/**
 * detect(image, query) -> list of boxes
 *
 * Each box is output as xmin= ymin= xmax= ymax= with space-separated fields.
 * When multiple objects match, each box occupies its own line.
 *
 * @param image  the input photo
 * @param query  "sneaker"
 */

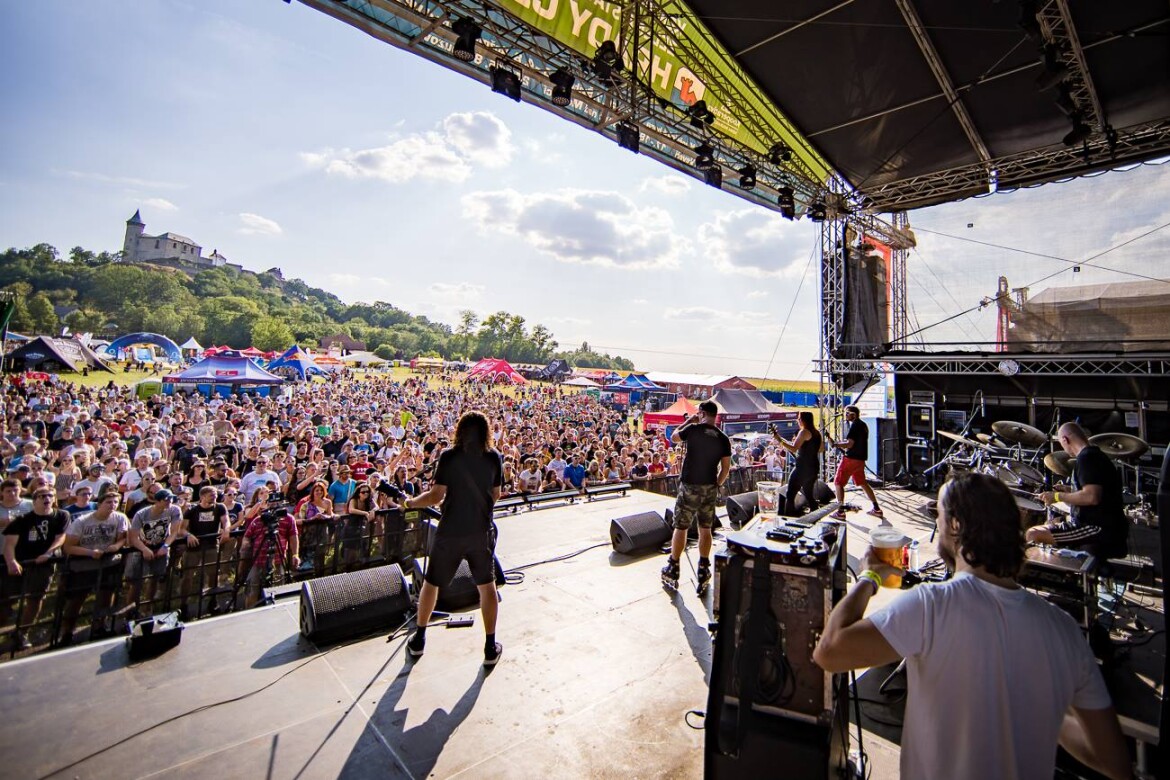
xmin=14 ymin=632 xmax=32 ymax=650
xmin=867 ymin=507 xmax=885 ymax=518
xmin=483 ymin=641 xmax=503 ymax=667
xmin=660 ymin=558 xmax=680 ymax=590
xmin=830 ymin=509 xmax=847 ymax=521
xmin=176 ymin=606 xmax=190 ymax=622
xmin=696 ymin=562 xmax=712 ymax=596
xmin=406 ymin=631 xmax=425 ymax=659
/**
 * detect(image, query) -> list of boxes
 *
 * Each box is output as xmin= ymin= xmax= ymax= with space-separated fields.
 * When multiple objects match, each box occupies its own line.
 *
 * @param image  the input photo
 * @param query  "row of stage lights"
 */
xmin=452 ymin=17 xmax=829 ymax=221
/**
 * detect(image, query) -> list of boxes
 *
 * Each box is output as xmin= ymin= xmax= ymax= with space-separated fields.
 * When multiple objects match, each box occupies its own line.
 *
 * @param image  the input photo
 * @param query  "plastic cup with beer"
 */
xmin=870 ymin=528 xmax=909 ymax=588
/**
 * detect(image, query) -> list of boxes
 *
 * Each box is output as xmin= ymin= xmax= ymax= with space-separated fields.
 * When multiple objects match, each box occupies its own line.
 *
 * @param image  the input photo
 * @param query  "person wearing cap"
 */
xmin=60 ymin=490 xmax=129 ymax=643
xmin=123 ymin=471 xmax=159 ymax=518
xmin=124 ymin=488 xmax=181 ymax=617
xmin=76 ymin=462 xmax=115 ymax=499
xmin=64 ymin=485 xmax=96 ymax=519
xmin=118 ymin=452 xmax=153 ymax=496
xmin=2 ymin=487 xmax=68 ymax=648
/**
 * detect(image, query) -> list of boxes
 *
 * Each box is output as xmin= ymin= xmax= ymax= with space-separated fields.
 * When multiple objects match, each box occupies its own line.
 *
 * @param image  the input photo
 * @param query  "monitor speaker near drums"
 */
xmin=663 ymin=507 xmax=723 ymax=540
xmin=725 ymin=492 xmax=758 ymax=528
xmin=300 ymin=564 xmax=412 ymax=644
xmin=610 ymin=511 xmax=671 ymax=554
xmin=411 ymin=558 xmax=479 ymax=610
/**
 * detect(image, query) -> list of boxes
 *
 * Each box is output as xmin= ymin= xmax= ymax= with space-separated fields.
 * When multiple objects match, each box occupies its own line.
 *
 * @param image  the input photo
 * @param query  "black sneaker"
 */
xmin=661 ymin=558 xmax=680 ymax=590
xmin=407 ymin=631 xmax=425 ymax=659
xmin=696 ymin=562 xmax=712 ymax=596
xmin=484 ymin=642 xmax=503 ymax=667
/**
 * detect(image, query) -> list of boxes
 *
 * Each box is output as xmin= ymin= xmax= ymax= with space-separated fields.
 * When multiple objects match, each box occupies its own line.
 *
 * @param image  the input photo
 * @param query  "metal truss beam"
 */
xmin=862 ymin=118 xmax=1170 ymax=212
xmin=889 ymin=212 xmax=909 ymax=348
xmin=1037 ymin=0 xmax=1106 ymax=132
xmin=819 ymin=353 xmax=1170 ymax=378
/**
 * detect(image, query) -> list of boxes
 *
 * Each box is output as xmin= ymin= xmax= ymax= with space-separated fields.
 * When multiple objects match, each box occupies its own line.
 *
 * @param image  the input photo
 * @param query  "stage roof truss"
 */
xmin=818 ymin=353 xmax=1170 ymax=379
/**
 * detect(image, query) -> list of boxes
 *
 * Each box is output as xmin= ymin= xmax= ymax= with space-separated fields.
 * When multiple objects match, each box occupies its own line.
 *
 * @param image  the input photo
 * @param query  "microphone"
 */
xmin=976 ymin=390 xmax=985 ymax=419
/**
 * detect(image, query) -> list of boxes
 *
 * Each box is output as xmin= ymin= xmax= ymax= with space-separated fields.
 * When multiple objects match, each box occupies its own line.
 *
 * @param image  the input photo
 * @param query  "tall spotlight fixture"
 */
xmin=593 ymin=40 xmax=623 ymax=84
xmin=1035 ymin=44 xmax=1069 ymax=91
xmin=1062 ymin=112 xmax=1092 ymax=146
xmin=768 ymin=142 xmax=793 ymax=164
xmin=688 ymin=100 xmax=715 ymax=128
xmin=693 ymin=142 xmax=715 ymax=170
xmin=736 ymin=165 xmax=756 ymax=190
xmin=777 ymin=186 xmax=796 ymax=220
xmin=616 ymin=121 xmax=640 ymax=153
xmin=452 ymin=17 xmax=481 ymax=62
xmin=703 ymin=166 xmax=723 ymax=189
xmin=550 ymin=68 xmax=575 ymax=107
xmin=490 ymin=62 xmax=522 ymax=102
xmin=807 ymin=198 xmax=828 ymax=222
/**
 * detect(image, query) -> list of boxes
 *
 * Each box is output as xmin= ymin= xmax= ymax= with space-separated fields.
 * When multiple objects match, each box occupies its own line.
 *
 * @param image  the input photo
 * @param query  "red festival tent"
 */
xmin=642 ymin=397 xmax=698 ymax=430
xmin=467 ymin=358 xmax=526 ymax=384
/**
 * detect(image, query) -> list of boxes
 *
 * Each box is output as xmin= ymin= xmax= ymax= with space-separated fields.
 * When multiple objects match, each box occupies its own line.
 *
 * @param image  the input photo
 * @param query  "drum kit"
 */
xmin=934 ymin=421 xmax=1155 ymax=524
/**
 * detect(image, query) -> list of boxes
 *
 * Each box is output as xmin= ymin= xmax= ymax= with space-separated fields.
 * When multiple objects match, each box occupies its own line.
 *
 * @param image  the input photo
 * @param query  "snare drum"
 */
xmin=994 ymin=461 xmax=1046 ymax=492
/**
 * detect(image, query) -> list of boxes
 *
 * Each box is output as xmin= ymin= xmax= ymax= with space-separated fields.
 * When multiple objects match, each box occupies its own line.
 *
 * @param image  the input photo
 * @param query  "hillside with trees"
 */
xmin=0 ymin=243 xmax=634 ymax=369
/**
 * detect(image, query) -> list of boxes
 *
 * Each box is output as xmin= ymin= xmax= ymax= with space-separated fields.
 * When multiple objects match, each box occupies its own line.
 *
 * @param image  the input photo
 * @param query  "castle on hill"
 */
xmin=121 ymin=209 xmax=234 ymax=270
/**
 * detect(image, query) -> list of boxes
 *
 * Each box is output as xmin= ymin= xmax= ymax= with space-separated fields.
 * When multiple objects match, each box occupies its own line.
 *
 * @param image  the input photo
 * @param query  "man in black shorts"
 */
xmin=404 ymin=411 xmax=504 ymax=666
xmin=1030 ymin=422 xmax=1127 ymax=559
xmin=662 ymin=401 xmax=731 ymax=594
xmin=3 ymin=488 xmax=68 ymax=648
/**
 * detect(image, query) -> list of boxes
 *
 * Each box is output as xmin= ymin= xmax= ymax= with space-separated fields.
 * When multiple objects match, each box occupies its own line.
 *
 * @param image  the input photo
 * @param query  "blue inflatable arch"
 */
xmin=104 ymin=332 xmax=183 ymax=363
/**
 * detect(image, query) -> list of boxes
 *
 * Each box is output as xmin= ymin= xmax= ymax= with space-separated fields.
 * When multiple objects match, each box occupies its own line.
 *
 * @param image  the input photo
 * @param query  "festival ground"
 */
xmin=1 ymin=486 xmax=1161 ymax=779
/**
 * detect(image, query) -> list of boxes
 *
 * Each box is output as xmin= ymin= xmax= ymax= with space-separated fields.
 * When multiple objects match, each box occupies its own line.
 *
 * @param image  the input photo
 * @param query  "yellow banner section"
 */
xmin=498 ymin=0 xmax=832 ymax=183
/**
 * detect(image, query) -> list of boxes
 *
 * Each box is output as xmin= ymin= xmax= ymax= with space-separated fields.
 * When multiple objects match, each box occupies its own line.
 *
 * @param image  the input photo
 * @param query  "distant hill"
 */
xmin=0 ymin=242 xmax=633 ymax=368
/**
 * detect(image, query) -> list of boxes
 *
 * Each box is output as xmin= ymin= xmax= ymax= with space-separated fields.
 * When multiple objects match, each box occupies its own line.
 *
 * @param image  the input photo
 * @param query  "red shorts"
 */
xmin=834 ymin=456 xmax=867 ymax=487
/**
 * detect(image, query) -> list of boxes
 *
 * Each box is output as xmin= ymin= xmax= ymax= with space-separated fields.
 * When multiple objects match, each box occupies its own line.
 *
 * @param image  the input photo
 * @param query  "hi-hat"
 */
xmin=1044 ymin=451 xmax=1073 ymax=478
xmin=992 ymin=420 xmax=1047 ymax=448
xmin=976 ymin=432 xmax=1010 ymax=448
xmin=1088 ymin=432 xmax=1149 ymax=459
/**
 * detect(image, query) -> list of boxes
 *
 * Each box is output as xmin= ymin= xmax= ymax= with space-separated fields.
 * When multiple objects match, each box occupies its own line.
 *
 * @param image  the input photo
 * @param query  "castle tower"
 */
xmin=123 ymin=209 xmax=145 ymax=262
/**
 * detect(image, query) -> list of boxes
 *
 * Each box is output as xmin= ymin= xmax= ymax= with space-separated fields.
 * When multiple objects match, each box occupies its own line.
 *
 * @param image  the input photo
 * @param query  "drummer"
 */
xmin=1026 ymin=423 xmax=1127 ymax=559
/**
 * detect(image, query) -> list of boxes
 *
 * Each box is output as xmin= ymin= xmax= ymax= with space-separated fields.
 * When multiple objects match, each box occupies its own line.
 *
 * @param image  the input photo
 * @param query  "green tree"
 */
xmin=27 ymin=293 xmax=59 ymax=334
xmin=251 ymin=316 xmax=295 ymax=352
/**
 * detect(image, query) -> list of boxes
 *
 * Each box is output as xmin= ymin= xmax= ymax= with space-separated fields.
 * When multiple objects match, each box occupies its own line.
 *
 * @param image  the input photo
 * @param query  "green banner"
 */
xmin=498 ymin=0 xmax=831 ymax=182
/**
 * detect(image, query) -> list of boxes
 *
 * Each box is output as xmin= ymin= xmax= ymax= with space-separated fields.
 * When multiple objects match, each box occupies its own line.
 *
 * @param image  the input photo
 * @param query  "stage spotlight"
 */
xmin=768 ymin=142 xmax=792 ymax=165
xmin=777 ymin=186 xmax=796 ymax=219
xmin=1062 ymin=113 xmax=1092 ymax=146
xmin=593 ymin=40 xmax=623 ymax=84
xmin=1054 ymin=83 xmax=1078 ymax=116
xmin=452 ymin=17 xmax=481 ymax=63
xmin=616 ymin=121 xmax=640 ymax=153
xmin=549 ymin=68 xmax=575 ymax=107
xmin=737 ymin=165 xmax=756 ymax=190
xmin=703 ymin=166 xmax=723 ymax=188
xmin=1035 ymin=44 xmax=1069 ymax=91
xmin=490 ymin=64 xmax=522 ymax=102
xmin=807 ymin=199 xmax=828 ymax=222
xmin=693 ymin=142 xmax=715 ymax=169
xmin=688 ymin=100 xmax=715 ymax=128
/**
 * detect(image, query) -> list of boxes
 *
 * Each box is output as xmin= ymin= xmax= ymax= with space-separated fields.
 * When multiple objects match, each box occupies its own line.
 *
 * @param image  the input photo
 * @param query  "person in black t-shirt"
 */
xmin=662 ymin=401 xmax=731 ymax=593
xmin=404 ymin=411 xmax=504 ymax=667
xmin=772 ymin=411 xmax=823 ymax=516
xmin=1031 ymin=422 xmax=1127 ymax=559
xmin=830 ymin=405 xmax=883 ymax=520
xmin=2 ymin=489 xmax=68 ymax=647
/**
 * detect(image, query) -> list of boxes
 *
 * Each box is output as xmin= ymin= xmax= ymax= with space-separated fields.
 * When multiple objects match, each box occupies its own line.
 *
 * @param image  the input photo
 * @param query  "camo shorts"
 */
xmin=672 ymin=483 xmax=718 ymax=531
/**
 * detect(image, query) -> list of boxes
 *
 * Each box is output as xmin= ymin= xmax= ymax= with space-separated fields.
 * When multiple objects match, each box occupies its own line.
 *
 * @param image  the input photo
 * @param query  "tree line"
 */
xmin=0 ymin=243 xmax=633 ymax=369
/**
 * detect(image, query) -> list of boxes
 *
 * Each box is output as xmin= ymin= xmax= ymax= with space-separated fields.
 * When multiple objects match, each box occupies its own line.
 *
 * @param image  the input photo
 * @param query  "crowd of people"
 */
xmin=0 ymin=369 xmax=761 ymax=651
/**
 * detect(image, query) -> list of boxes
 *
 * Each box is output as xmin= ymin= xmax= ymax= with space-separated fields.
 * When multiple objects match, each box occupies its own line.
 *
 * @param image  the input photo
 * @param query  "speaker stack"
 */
xmin=300 ymin=564 xmax=412 ymax=644
xmin=610 ymin=511 xmax=671 ymax=554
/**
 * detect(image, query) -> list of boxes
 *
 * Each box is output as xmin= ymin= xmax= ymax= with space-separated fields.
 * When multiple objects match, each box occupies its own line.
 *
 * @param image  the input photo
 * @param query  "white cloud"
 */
xmin=639 ymin=175 xmax=691 ymax=196
xmin=696 ymin=208 xmax=813 ymax=278
xmin=301 ymin=111 xmax=513 ymax=185
xmin=663 ymin=306 xmax=773 ymax=332
xmin=59 ymin=169 xmax=185 ymax=189
xmin=429 ymin=282 xmax=484 ymax=299
xmin=747 ymin=290 xmax=768 ymax=299
xmin=461 ymin=188 xmax=685 ymax=270
xmin=545 ymin=315 xmax=592 ymax=327
xmin=629 ymin=298 xmax=649 ymax=305
xmin=142 ymin=197 xmax=178 ymax=212
xmin=664 ymin=306 xmax=722 ymax=321
xmin=237 ymin=212 xmax=283 ymax=236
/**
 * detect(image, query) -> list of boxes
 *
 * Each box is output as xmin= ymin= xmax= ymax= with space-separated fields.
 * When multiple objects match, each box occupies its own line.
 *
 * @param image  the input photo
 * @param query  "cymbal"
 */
xmin=1044 ymin=451 xmax=1073 ymax=478
xmin=1088 ymin=432 xmax=1149 ymax=459
xmin=938 ymin=430 xmax=986 ymax=449
xmin=992 ymin=420 xmax=1047 ymax=448
xmin=1014 ymin=494 xmax=1046 ymax=513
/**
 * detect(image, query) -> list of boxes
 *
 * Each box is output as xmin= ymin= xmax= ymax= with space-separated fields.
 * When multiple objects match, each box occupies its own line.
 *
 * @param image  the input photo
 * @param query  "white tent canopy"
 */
xmin=179 ymin=337 xmax=202 ymax=351
xmin=562 ymin=376 xmax=600 ymax=387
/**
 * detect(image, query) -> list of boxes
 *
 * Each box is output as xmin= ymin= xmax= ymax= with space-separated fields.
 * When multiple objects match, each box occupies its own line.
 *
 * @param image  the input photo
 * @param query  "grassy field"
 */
xmin=744 ymin=377 xmax=821 ymax=393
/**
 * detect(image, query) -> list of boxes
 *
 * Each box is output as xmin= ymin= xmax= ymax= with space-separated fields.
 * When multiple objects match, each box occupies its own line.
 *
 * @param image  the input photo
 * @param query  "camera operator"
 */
xmin=813 ymin=472 xmax=1129 ymax=780
xmin=239 ymin=495 xmax=299 ymax=608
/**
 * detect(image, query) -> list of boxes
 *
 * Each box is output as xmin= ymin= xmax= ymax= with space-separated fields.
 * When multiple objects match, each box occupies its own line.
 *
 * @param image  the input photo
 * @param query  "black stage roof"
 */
xmin=685 ymin=1 xmax=1170 ymax=210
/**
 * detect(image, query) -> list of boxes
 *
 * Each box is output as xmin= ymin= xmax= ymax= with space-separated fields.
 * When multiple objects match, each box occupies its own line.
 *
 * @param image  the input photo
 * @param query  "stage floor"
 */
xmin=0 ymin=486 xmax=1158 ymax=779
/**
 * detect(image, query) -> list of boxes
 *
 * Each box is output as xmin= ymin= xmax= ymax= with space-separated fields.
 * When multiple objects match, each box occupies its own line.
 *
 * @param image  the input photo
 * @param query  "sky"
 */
xmin=1 ymin=0 xmax=1167 ymax=378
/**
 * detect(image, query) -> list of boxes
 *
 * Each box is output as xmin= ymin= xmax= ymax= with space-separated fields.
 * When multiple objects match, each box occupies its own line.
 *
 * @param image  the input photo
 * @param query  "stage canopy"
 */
xmin=167 ymin=354 xmax=284 ymax=385
xmin=6 ymin=336 xmax=113 ymax=373
xmin=298 ymin=1 xmax=1170 ymax=215
xmin=179 ymin=337 xmax=202 ymax=351
xmin=710 ymin=388 xmax=790 ymax=424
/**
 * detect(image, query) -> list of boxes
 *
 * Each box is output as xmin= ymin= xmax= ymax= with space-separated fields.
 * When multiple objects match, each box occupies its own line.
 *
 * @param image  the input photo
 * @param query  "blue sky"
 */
xmin=2 ymin=1 xmax=1167 ymax=376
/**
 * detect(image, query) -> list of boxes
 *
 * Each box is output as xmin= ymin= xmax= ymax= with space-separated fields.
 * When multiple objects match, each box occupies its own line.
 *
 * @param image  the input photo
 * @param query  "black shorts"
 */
xmin=64 ymin=563 xmax=123 ymax=596
xmin=424 ymin=532 xmax=494 ymax=588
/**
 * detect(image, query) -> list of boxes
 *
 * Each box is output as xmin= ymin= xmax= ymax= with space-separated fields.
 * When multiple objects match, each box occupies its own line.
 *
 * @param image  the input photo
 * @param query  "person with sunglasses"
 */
xmin=2 ymin=488 xmax=67 ymax=649
xmin=124 ymin=488 xmax=181 ymax=618
xmin=343 ymin=483 xmax=376 ymax=566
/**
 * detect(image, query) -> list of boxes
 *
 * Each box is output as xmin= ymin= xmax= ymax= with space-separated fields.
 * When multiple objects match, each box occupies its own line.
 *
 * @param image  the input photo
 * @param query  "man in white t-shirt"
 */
xmin=813 ymin=472 xmax=1129 ymax=780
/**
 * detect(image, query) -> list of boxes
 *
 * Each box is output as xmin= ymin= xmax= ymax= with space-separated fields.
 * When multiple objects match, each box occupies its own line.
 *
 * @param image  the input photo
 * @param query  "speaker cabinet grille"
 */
xmin=610 ymin=511 xmax=670 ymax=554
xmin=300 ymin=564 xmax=411 ymax=644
